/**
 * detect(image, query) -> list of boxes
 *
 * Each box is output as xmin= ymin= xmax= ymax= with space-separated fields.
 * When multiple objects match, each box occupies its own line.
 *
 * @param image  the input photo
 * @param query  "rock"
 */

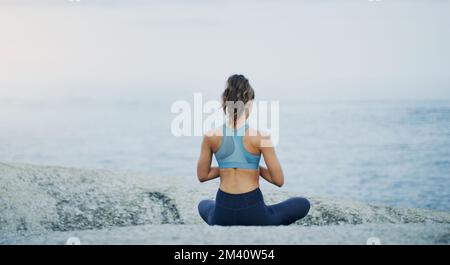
xmin=0 ymin=162 xmax=449 ymax=242
xmin=3 ymin=224 xmax=449 ymax=245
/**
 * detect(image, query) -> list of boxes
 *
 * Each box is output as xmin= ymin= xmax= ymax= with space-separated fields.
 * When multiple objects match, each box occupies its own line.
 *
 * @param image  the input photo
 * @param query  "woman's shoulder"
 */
xmin=246 ymin=127 xmax=270 ymax=138
xmin=203 ymin=127 xmax=223 ymax=151
xmin=204 ymin=127 xmax=222 ymax=138
xmin=245 ymin=127 xmax=272 ymax=148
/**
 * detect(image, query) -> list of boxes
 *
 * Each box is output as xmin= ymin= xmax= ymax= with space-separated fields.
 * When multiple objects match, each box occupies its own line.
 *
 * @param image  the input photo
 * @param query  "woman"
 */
xmin=196 ymin=74 xmax=310 ymax=226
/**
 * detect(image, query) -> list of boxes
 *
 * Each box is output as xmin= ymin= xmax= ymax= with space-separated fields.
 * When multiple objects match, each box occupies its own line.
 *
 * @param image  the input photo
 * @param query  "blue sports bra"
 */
xmin=214 ymin=123 xmax=261 ymax=170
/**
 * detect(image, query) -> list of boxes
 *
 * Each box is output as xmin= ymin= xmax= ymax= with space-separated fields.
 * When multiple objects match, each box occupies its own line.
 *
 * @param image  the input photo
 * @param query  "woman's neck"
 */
xmin=227 ymin=116 xmax=247 ymax=129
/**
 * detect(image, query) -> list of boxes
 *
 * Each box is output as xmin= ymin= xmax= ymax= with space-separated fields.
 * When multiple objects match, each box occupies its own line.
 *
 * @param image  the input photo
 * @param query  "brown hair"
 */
xmin=222 ymin=74 xmax=255 ymax=128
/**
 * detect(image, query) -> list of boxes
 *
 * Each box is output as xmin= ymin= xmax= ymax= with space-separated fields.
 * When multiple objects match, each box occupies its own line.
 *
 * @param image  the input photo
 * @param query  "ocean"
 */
xmin=0 ymin=98 xmax=449 ymax=212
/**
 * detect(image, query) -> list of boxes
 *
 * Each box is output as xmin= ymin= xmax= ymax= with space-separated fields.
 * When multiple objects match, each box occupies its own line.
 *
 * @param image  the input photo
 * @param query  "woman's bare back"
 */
xmin=207 ymin=126 xmax=261 ymax=194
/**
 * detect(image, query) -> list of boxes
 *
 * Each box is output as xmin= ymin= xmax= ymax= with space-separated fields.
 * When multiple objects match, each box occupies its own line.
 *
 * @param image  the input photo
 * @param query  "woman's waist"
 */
xmin=219 ymin=170 xmax=259 ymax=192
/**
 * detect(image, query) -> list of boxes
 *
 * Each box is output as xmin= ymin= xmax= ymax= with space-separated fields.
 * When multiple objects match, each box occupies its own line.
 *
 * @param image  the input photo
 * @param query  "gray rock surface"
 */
xmin=1 ymin=162 xmax=449 ymax=244
xmin=2 ymin=224 xmax=449 ymax=245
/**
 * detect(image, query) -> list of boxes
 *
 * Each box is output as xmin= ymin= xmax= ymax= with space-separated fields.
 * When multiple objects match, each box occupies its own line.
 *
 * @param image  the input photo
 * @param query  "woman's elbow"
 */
xmin=268 ymin=166 xmax=284 ymax=187
xmin=273 ymin=173 xmax=285 ymax=187
xmin=197 ymin=172 xmax=208 ymax=183
xmin=274 ymin=179 xmax=284 ymax=187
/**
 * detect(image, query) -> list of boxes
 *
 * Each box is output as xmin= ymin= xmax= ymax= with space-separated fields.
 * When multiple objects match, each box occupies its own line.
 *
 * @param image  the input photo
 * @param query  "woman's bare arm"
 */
xmin=197 ymin=135 xmax=220 ymax=182
xmin=259 ymin=135 xmax=284 ymax=187
xmin=203 ymin=166 xmax=220 ymax=182
xmin=259 ymin=165 xmax=274 ymax=184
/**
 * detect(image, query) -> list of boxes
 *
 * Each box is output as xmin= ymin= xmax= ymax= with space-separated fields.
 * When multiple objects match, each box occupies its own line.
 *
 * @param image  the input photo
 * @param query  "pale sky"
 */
xmin=0 ymin=0 xmax=449 ymax=101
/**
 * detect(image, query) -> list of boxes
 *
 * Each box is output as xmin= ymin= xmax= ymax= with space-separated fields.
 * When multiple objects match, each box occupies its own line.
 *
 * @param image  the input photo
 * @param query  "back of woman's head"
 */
xmin=222 ymin=74 xmax=255 ymax=127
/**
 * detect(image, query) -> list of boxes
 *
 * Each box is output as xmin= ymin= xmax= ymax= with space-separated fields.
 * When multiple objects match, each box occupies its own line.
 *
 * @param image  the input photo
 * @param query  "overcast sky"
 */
xmin=0 ymin=0 xmax=449 ymax=101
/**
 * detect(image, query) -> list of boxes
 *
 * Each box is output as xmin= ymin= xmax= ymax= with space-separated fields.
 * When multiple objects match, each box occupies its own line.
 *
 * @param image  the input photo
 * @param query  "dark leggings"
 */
xmin=198 ymin=188 xmax=310 ymax=226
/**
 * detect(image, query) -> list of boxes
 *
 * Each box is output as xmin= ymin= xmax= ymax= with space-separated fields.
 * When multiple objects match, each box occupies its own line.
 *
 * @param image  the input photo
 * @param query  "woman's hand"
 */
xmin=259 ymin=166 xmax=274 ymax=185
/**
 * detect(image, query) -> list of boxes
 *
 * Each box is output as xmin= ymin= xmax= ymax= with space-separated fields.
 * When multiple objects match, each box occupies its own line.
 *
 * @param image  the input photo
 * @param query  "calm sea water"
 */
xmin=1 ymin=99 xmax=449 ymax=212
